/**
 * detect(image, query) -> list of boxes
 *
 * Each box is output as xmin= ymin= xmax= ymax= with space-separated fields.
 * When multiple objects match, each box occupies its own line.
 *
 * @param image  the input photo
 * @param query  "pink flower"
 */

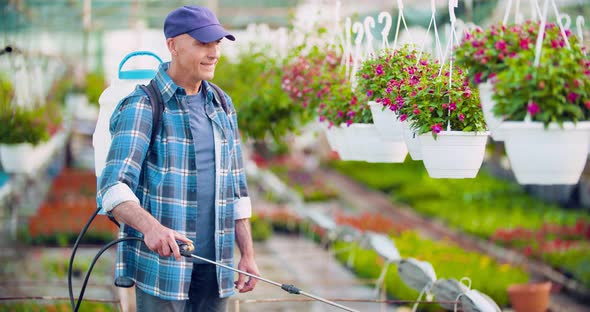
xmin=463 ymin=88 xmax=472 ymax=98
xmin=568 ymin=92 xmax=579 ymax=103
xmin=431 ymin=123 xmax=443 ymax=134
xmin=585 ymin=101 xmax=590 ymax=109
xmin=400 ymin=114 xmax=407 ymax=121
xmin=413 ymin=109 xmax=420 ymax=115
xmin=527 ymin=101 xmax=540 ymax=116
xmin=442 ymin=103 xmax=448 ymax=109
xmin=449 ymin=102 xmax=457 ymax=111
xmin=459 ymin=114 xmax=465 ymax=122
xmin=366 ymin=90 xmax=373 ymax=97
xmin=495 ymin=39 xmax=507 ymax=51
xmin=520 ymin=38 xmax=531 ymax=50
xmin=474 ymin=72 xmax=483 ymax=84
xmin=375 ymin=65 xmax=384 ymax=75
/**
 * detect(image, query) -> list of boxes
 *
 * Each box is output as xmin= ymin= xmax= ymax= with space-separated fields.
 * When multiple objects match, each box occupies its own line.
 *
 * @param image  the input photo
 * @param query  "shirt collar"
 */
xmin=155 ymin=62 xmax=213 ymax=104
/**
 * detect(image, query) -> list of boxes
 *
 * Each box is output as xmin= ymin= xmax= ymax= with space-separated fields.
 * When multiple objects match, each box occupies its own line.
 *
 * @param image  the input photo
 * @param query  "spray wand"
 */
xmin=178 ymin=243 xmax=360 ymax=312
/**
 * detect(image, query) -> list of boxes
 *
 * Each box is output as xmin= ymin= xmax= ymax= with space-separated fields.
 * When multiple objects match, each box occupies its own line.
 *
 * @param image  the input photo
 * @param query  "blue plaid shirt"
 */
xmin=97 ymin=62 xmax=251 ymax=300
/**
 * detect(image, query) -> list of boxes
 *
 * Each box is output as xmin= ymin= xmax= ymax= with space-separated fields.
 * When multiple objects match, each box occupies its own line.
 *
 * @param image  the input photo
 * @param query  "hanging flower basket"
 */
xmin=496 ymin=121 xmax=590 ymax=185
xmin=336 ymin=123 xmax=407 ymax=163
xmin=419 ymin=131 xmax=489 ymax=178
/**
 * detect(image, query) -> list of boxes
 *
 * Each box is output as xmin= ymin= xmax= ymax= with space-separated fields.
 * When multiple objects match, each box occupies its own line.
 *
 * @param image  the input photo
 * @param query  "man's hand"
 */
xmin=234 ymin=256 xmax=259 ymax=293
xmin=144 ymin=224 xmax=193 ymax=261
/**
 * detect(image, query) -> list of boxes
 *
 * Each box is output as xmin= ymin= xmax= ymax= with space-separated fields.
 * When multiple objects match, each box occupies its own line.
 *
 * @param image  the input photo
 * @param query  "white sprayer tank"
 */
xmin=93 ymin=51 xmax=163 ymax=177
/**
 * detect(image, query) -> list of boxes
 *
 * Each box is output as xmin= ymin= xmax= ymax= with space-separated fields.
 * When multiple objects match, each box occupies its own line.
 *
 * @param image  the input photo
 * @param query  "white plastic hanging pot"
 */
xmin=419 ymin=131 xmax=489 ymax=179
xmin=496 ymin=121 xmax=590 ymax=185
xmin=322 ymin=123 xmax=342 ymax=152
xmin=478 ymin=81 xmax=504 ymax=141
xmin=402 ymin=122 xmax=422 ymax=160
xmin=337 ymin=123 xmax=407 ymax=163
xmin=368 ymin=101 xmax=405 ymax=142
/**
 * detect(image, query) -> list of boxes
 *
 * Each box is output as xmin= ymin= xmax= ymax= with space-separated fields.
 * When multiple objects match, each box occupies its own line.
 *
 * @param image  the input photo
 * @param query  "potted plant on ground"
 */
xmin=455 ymin=20 xmax=541 ymax=140
xmin=397 ymin=55 xmax=489 ymax=178
xmin=491 ymin=21 xmax=590 ymax=185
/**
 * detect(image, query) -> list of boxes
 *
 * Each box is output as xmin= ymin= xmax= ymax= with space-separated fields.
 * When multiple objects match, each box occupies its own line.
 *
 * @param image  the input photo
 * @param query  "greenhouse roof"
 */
xmin=1 ymin=0 xmax=300 ymax=33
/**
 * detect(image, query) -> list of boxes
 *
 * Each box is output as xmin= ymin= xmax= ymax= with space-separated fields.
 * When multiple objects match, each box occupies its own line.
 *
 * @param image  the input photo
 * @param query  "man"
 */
xmin=97 ymin=5 xmax=259 ymax=311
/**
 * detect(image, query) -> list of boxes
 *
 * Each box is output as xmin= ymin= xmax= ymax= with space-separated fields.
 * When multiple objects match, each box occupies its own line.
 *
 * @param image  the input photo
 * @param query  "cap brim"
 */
xmin=187 ymin=24 xmax=235 ymax=43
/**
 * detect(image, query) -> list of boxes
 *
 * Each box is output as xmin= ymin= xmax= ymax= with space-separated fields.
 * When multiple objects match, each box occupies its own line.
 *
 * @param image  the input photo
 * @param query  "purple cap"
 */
xmin=164 ymin=6 xmax=235 ymax=43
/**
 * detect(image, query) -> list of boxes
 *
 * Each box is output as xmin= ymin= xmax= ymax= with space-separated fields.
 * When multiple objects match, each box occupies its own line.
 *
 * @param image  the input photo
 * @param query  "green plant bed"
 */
xmin=542 ymin=244 xmax=590 ymax=289
xmin=250 ymin=214 xmax=273 ymax=242
xmin=332 ymin=230 xmax=529 ymax=310
xmin=19 ymin=230 xmax=116 ymax=247
xmin=330 ymin=159 xmax=590 ymax=289
xmin=270 ymin=165 xmax=338 ymax=202
xmin=0 ymin=301 xmax=116 ymax=312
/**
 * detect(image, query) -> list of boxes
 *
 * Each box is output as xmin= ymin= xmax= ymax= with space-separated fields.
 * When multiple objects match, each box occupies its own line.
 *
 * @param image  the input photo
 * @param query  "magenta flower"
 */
xmin=463 ymin=88 xmax=472 ymax=98
xmin=495 ymin=39 xmax=507 ymax=51
xmin=474 ymin=72 xmax=483 ymax=84
xmin=375 ymin=64 xmax=384 ymax=75
xmin=459 ymin=114 xmax=465 ymax=122
xmin=366 ymin=90 xmax=373 ymax=97
xmin=520 ymin=38 xmax=531 ymax=50
xmin=400 ymin=114 xmax=407 ymax=121
xmin=527 ymin=101 xmax=540 ymax=116
xmin=585 ymin=101 xmax=590 ymax=109
xmin=449 ymin=102 xmax=457 ymax=111
xmin=413 ymin=109 xmax=420 ymax=115
xmin=568 ymin=92 xmax=579 ymax=103
xmin=431 ymin=123 xmax=443 ymax=134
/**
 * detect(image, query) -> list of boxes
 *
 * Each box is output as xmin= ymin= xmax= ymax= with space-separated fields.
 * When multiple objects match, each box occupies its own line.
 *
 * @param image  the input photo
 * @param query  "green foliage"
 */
xmin=213 ymin=52 xmax=311 ymax=145
xmin=318 ymin=75 xmax=373 ymax=127
xmin=356 ymin=45 xmax=423 ymax=102
xmin=332 ymin=230 xmax=529 ymax=309
xmin=84 ymin=71 xmax=107 ymax=106
xmin=542 ymin=246 xmax=590 ymax=288
xmin=405 ymin=62 xmax=486 ymax=136
xmin=455 ymin=21 xmax=542 ymax=84
xmin=492 ymin=30 xmax=590 ymax=125
xmin=270 ymin=165 xmax=339 ymax=202
xmin=0 ymin=301 xmax=116 ymax=312
xmin=250 ymin=214 xmax=273 ymax=242
xmin=454 ymin=20 xmax=590 ymax=126
xmin=330 ymin=160 xmax=590 ymax=287
xmin=0 ymin=104 xmax=49 ymax=145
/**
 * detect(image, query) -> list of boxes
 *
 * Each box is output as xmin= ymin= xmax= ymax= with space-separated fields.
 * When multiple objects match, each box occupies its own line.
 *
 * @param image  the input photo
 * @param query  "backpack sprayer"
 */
xmin=68 ymin=51 xmax=360 ymax=312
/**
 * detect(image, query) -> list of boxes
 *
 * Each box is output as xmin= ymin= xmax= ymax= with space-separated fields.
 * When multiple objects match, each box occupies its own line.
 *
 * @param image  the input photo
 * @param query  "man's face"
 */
xmin=171 ymin=34 xmax=221 ymax=82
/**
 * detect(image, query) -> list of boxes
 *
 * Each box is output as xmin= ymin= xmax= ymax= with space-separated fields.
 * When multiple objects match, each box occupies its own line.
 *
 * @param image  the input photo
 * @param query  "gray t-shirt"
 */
xmin=186 ymin=86 xmax=215 ymax=263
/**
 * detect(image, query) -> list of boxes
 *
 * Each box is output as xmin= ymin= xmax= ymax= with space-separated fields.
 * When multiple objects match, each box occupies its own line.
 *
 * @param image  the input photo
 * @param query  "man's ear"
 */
xmin=166 ymin=38 xmax=177 ymax=56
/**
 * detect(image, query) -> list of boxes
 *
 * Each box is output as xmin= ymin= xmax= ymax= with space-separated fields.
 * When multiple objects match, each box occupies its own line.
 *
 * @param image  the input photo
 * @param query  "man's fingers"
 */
xmin=235 ymin=274 xmax=246 ymax=291
xmin=240 ymin=277 xmax=256 ymax=292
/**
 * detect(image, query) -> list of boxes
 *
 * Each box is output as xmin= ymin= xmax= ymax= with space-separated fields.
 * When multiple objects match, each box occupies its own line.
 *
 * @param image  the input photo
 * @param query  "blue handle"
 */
xmin=118 ymin=51 xmax=163 ymax=80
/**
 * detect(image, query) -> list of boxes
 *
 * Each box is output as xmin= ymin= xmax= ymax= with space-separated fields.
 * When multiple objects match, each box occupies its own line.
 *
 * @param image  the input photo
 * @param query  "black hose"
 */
xmin=68 ymin=208 xmax=99 ymax=311
xmin=74 ymin=237 xmax=143 ymax=312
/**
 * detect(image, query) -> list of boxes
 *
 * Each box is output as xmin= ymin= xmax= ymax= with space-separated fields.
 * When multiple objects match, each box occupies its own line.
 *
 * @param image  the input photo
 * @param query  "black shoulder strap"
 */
xmin=139 ymin=79 xmax=163 ymax=145
xmin=207 ymin=81 xmax=230 ymax=114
